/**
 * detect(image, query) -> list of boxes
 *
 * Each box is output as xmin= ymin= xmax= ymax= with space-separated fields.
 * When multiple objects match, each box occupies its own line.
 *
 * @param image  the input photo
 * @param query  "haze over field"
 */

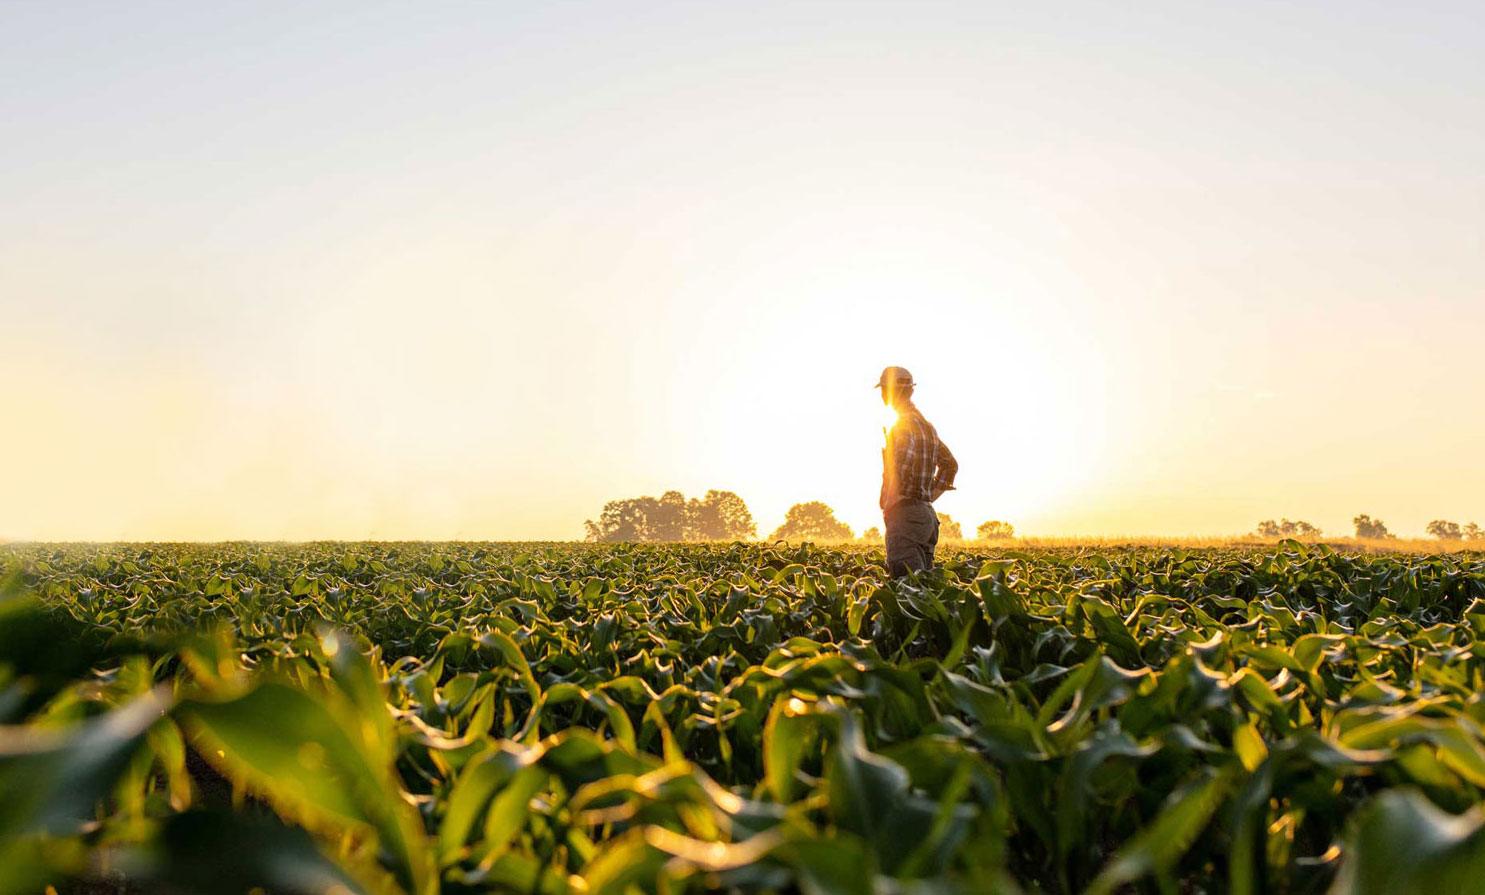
xmin=2 ymin=1 xmax=1481 ymax=541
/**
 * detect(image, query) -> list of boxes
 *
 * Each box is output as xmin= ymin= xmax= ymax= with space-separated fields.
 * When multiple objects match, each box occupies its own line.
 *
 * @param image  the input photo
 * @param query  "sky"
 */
xmin=2 ymin=1 xmax=1481 ymax=541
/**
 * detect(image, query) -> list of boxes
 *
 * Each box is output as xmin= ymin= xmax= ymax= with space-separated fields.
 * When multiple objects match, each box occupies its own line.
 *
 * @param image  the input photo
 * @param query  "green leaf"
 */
xmin=1330 ymin=789 xmax=1485 ymax=894
xmin=439 ymin=742 xmax=544 ymax=865
xmin=825 ymin=712 xmax=910 ymax=844
xmin=0 ymin=689 xmax=169 ymax=839
xmin=113 ymin=809 xmax=370 ymax=895
xmin=763 ymin=696 xmax=819 ymax=803
xmin=179 ymin=682 xmax=433 ymax=895
xmin=1086 ymin=767 xmax=1234 ymax=895
xmin=782 ymin=834 xmax=876 ymax=895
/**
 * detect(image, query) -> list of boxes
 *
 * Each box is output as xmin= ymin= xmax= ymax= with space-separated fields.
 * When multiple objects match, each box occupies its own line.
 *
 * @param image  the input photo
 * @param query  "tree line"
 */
xmin=1257 ymin=514 xmax=1483 ymax=541
xmin=857 ymin=516 xmax=1015 ymax=542
xmin=585 ymin=494 xmax=1482 ymax=544
xmin=585 ymin=491 xmax=1015 ymax=543
xmin=583 ymin=490 xmax=757 ymax=542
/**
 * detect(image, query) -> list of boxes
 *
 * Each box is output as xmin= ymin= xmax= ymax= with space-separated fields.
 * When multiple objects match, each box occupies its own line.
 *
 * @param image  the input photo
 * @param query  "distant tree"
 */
xmin=1427 ymin=520 xmax=1463 ymax=541
xmin=771 ymin=502 xmax=853 ymax=541
xmin=585 ymin=496 xmax=662 ymax=542
xmin=977 ymin=520 xmax=1016 ymax=540
xmin=687 ymin=490 xmax=756 ymax=541
xmin=1255 ymin=519 xmax=1321 ymax=539
xmin=1353 ymin=514 xmax=1394 ymax=540
xmin=1466 ymin=523 xmax=1483 ymax=541
xmin=585 ymin=489 xmax=757 ymax=542
xmin=937 ymin=513 xmax=963 ymax=540
xmin=861 ymin=526 xmax=883 ymax=543
xmin=642 ymin=491 xmax=690 ymax=542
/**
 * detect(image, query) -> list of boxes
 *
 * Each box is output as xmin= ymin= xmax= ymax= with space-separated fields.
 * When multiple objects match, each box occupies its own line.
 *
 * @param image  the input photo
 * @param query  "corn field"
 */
xmin=3 ymin=541 xmax=1485 ymax=894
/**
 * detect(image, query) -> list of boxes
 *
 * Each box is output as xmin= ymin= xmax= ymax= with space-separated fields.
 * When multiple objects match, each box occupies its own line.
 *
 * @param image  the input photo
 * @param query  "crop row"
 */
xmin=2 ymin=541 xmax=1484 ymax=893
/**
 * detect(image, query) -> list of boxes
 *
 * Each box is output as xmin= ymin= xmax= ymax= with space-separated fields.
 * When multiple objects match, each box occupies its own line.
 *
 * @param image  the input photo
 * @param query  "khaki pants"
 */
xmin=885 ymin=500 xmax=938 ymax=578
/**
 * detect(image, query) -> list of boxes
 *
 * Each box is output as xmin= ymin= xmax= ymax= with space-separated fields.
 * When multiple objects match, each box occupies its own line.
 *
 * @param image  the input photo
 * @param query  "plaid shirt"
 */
xmin=880 ymin=403 xmax=957 ymax=510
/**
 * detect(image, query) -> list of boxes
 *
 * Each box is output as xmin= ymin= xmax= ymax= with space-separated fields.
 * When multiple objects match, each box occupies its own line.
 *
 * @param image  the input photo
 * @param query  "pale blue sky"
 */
xmin=2 ymin=1 xmax=1481 ymax=539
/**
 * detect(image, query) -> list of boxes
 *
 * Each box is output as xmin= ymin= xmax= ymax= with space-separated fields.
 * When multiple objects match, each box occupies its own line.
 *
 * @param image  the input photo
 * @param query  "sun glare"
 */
xmin=879 ymin=400 xmax=900 ymax=434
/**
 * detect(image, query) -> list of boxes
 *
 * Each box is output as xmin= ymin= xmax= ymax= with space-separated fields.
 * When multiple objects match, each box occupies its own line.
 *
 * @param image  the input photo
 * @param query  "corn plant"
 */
xmin=1 ymin=540 xmax=1483 ymax=893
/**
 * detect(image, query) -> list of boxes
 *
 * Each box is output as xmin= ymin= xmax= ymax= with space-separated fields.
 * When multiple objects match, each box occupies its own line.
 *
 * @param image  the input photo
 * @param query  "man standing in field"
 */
xmin=876 ymin=366 xmax=958 ymax=577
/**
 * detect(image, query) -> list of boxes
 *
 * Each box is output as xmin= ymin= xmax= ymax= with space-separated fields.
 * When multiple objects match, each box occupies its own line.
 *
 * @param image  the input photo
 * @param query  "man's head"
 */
xmin=875 ymin=366 xmax=915 ymax=407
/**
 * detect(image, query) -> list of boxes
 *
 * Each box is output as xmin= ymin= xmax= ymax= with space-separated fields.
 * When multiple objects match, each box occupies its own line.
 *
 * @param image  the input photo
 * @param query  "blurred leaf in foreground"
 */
xmin=1329 ymin=789 xmax=1485 ymax=895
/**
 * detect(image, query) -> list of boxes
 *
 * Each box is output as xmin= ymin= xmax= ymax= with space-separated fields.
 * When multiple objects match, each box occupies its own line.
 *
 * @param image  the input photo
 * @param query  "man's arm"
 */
xmin=931 ymin=437 xmax=958 ymax=501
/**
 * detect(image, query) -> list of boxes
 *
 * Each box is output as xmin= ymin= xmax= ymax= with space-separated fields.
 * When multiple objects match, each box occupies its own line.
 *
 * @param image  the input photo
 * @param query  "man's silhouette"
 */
xmin=876 ymin=366 xmax=958 ymax=577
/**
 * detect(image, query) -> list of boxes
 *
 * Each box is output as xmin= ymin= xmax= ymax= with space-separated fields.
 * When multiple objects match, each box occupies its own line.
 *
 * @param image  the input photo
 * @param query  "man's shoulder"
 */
xmin=892 ymin=409 xmax=927 ymax=432
xmin=903 ymin=406 xmax=936 ymax=432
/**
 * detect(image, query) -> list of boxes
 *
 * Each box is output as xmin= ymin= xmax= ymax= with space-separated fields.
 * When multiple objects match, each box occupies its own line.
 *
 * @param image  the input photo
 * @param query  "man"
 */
xmin=876 ymin=366 xmax=958 ymax=578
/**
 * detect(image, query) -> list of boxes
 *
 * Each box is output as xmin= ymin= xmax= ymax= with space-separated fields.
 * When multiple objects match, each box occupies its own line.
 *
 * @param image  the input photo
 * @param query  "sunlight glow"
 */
xmin=878 ymin=399 xmax=900 ymax=436
xmin=1 ymin=3 xmax=1481 ymax=540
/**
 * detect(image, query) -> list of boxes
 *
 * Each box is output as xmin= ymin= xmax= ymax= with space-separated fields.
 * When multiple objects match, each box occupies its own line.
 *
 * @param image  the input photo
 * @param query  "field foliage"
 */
xmin=2 ymin=541 xmax=1485 ymax=894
